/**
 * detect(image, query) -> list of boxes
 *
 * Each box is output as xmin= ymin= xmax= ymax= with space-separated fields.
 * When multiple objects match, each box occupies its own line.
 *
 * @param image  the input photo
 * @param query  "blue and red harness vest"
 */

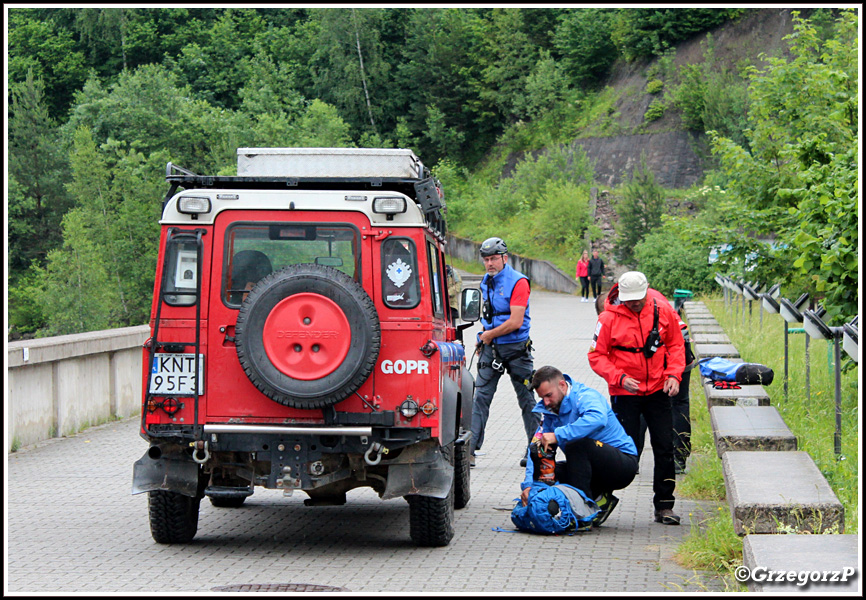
xmin=480 ymin=263 xmax=531 ymax=345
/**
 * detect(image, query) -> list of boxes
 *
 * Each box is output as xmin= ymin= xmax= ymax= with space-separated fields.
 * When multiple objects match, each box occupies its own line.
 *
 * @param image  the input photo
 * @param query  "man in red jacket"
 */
xmin=588 ymin=271 xmax=685 ymax=524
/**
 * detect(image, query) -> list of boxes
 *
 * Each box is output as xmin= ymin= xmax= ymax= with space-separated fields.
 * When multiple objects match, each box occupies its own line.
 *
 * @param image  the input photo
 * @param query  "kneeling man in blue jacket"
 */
xmin=521 ymin=365 xmax=639 ymax=526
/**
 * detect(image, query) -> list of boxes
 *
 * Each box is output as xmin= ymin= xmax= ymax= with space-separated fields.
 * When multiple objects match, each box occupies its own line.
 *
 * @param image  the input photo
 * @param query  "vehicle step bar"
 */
xmin=203 ymin=424 xmax=373 ymax=436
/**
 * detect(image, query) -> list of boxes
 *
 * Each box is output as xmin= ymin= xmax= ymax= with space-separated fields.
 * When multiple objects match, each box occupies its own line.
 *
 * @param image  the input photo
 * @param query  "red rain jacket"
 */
xmin=588 ymin=287 xmax=685 ymax=396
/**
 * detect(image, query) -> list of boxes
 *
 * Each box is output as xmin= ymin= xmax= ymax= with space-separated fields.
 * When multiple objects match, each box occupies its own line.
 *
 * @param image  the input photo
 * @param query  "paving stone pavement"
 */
xmin=5 ymin=289 xmax=726 ymax=594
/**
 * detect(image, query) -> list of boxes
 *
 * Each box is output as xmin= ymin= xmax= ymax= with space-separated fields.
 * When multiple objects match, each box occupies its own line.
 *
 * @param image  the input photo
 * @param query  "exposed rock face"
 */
xmin=500 ymin=9 xmax=796 ymax=191
xmin=573 ymin=131 xmax=708 ymax=189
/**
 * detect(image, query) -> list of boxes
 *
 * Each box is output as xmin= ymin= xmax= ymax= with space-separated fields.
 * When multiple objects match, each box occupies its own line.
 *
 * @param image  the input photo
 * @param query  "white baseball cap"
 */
xmin=618 ymin=271 xmax=648 ymax=301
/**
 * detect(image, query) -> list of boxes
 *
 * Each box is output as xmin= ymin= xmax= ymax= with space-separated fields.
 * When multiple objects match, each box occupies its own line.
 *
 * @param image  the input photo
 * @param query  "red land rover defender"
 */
xmin=132 ymin=148 xmax=479 ymax=547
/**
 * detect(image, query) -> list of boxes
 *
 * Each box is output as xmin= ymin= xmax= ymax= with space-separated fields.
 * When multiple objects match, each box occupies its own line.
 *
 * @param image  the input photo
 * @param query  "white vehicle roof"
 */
xmin=237 ymin=148 xmax=425 ymax=179
xmin=160 ymin=188 xmax=427 ymax=228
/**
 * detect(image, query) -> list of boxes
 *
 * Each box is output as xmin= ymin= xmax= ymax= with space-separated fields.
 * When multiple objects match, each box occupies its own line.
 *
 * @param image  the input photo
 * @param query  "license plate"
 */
xmin=150 ymin=353 xmax=204 ymax=395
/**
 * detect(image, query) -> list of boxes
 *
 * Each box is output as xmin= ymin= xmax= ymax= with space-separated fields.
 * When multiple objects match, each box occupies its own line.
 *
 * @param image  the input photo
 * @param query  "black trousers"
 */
xmin=579 ymin=276 xmax=590 ymax=298
xmin=530 ymin=437 xmax=638 ymax=500
xmin=636 ymin=369 xmax=692 ymax=464
xmin=590 ymin=275 xmax=602 ymax=297
xmin=612 ymin=390 xmax=676 ymax=511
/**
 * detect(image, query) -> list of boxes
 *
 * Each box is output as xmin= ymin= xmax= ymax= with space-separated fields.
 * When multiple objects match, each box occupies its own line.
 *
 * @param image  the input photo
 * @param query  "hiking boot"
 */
xmin=654 ymin=508 xmax=681 ymax=525
xmin=592 ymin=493 xmax=619 ymax=526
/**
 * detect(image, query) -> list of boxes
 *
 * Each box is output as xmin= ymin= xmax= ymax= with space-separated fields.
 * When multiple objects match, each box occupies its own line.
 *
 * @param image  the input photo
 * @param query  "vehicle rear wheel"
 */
xmin=148 ymin=490 xmax=201 ymax=544
xmin=454 ymin=433 xmax=471 ymax=510
xmin=407 ymin=445 xmax=455 ymax=547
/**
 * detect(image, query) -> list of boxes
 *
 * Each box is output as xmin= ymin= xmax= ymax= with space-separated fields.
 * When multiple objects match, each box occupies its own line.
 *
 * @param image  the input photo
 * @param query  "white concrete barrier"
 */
xmin=7 ymin=325 xmax=150 ymax=449
xmin=446 ymin=234 xmax=579 ymax=294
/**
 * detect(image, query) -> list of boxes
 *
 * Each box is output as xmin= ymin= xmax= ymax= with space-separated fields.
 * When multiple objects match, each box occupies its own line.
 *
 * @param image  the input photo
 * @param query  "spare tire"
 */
xmin=235 ymin=263 xmax=380 ymax=409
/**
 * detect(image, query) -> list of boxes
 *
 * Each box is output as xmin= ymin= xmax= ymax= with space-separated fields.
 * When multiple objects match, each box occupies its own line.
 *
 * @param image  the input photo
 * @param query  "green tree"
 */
xmin=671 ymin=36 xmax=750 ymax=147
xmin=611 ymin=8 xmax=745 ymax=61
xmin=166 ymin=9 xmax=267 ymax=109
xmin=614 ymin=154 xmax=665 ymax=266
xmin=633 ymin=227 xmax=716 ymax=296
xmin=478 ymin=9 xmax=540 ymax=125
xmin=7 ymin=10 xmax=88 ymax=119
xmin=37 ymin=129 xmax=166 ymax=334
xmin=308 ymin=8 xmax=392 ymax=141
xmin=62 ymin=64 xmax=234 ymax=173
xmin=38 ymin=209 xmax=118 ymax=336
xmin=293 ymin=99 xmax=355 ymax=147
xmin=512 ymin=51 xmax=571 ymax=121
xmin=709 ymin=10 xmax=858 ymax=321
xmin=8 ymin=71 xmax=73 ymax=275
xmin=554 ymin=8 xmax=619 ymax=85
xmin=395 ymin=8 xmax=494 ymax=164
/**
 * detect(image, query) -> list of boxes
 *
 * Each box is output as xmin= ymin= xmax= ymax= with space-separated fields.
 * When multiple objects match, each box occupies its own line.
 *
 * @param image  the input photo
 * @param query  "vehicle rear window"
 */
xmin=223 ymin=223 xmax=360 ymax=306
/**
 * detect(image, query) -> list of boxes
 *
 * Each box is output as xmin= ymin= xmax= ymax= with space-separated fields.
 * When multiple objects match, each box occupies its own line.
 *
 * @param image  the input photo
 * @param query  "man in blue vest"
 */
xmin=471 ymin=237 xmax=541 ymax=467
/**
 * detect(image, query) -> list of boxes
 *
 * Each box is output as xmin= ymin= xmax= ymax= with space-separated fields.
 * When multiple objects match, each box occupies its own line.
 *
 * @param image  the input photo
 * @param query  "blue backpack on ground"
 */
xmin=698 ymin=357 xmax=774 ymax=385
xmin=511 ymin=482 xmax=600 ymax=534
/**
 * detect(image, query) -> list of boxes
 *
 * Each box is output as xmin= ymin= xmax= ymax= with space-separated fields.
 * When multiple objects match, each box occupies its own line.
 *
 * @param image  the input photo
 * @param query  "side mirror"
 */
xmin=461 ymin=288 xmax=481 ymax=323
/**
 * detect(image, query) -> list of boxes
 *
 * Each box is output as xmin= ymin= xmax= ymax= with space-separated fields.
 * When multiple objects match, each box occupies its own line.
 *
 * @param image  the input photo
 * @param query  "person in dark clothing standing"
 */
xmin=588 ymin=271 xmax=686 ymax=525
xmin=588 ymin=250 xmax=605 ymax=299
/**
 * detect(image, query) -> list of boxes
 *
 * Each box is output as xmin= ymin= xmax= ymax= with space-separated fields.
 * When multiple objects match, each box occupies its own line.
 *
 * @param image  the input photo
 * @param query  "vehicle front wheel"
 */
xmin=454 ymin=433 xmax=471 ymax=510
xmin=148 ymin=490 xmax=201 ymax=544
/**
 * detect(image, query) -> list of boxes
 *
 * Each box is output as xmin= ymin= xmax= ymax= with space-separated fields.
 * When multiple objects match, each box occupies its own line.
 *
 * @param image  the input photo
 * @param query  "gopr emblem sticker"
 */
xmin=386 ymin=259 xmax=412 ymax=288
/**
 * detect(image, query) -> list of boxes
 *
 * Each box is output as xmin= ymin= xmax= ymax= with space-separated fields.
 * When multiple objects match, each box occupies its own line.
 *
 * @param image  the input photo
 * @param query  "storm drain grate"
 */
xmin=212 ymin=583 xmax=349 ymax=593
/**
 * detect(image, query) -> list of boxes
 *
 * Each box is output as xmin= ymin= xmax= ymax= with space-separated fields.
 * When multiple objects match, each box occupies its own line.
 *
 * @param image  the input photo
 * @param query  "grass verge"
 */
xmin=705 ymin=295 xmax=859 ymax=533
xmin=672 ymin=359 xmax=743 ymax=584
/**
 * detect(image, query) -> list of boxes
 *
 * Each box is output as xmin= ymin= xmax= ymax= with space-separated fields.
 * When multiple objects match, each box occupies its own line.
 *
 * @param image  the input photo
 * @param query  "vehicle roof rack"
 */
xmin=163 ymin=162 xmax=447 ymax=237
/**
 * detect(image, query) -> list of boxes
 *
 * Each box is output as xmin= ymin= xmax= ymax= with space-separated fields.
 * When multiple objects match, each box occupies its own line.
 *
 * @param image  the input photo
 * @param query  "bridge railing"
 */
xmin=446 ymin=234 xmax=579 ymax=295
xmin=7 ymin=325 xmax=150 ymax=450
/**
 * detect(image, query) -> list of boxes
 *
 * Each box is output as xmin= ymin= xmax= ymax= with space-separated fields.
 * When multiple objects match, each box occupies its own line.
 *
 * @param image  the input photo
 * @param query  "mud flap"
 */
xmin=132 ymin=449 xmax=200 ymax=497
xmin=381 ymin=441 xmax=454 ymax=500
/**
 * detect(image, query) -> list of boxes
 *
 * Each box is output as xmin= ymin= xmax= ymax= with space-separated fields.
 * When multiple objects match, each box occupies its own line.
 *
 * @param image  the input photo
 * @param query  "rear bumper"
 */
xmin=132 ymin=425 xmax=452 ymax=499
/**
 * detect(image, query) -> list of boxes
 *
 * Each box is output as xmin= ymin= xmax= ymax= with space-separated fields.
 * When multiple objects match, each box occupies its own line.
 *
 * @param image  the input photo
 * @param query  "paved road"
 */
xmin=6 ymin=289 xmax=724 ymax=594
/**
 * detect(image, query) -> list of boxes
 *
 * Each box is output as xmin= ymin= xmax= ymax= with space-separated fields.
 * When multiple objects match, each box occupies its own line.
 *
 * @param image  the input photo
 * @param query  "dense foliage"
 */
xmin=6 ymin=8 xmax=858 ymax=337
xmin=672 ymin=10 xmax=859 ymax=323
xmin=613 ymin=155 xmax=666 ymax=266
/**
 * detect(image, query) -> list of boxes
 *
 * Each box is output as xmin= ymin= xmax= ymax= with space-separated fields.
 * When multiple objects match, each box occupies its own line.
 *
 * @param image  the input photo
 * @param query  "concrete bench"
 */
xmin=687 ymin=318 xmax=720 ymax=327
xmin=723 ymin=451 xmax=844 ymax=535
xmin=742 ymin=534 xmax=859 ymax=592
xmin=688 ymin=323 xmax=724 ymax=334
xmin=692 ymin=332 xmax=732 ymax=345
xmin=705 ymin=384 xmax=771 ymax=407
xmin=685 ymin=309 xmax=713 ymax=319
xmin=710 ymin=406 xmax=796 ymax=456
xmin=703 ymin=374 xmax=770 ymax=407
xmin=694 ymin=343 xmax=740 ymax=358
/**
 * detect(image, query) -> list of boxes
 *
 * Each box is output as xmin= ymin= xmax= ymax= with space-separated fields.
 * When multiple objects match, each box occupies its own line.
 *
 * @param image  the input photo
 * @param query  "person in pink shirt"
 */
xmin=575 ymin=250 xmax=590 ymax=302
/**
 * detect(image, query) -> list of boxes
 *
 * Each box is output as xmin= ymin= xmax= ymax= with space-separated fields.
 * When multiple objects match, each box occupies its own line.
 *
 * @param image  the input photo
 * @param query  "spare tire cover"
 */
xmin=235 ymin=263 xmax=380 ymax=409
